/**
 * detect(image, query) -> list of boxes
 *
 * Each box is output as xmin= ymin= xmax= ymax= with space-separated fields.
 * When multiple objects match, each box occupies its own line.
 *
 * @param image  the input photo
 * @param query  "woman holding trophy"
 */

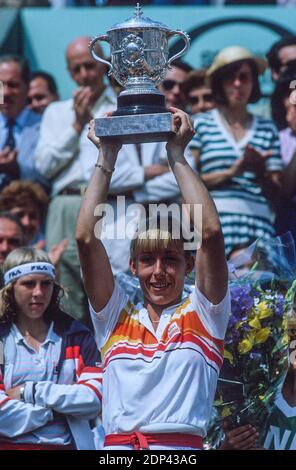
xmin=76 ymin=106 xmax=230 ymax=450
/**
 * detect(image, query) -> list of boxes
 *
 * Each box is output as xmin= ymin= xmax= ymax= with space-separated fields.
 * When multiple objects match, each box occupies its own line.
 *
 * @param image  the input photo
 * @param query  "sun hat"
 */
xmin=206 ymin=46 xmax=267 ymax=80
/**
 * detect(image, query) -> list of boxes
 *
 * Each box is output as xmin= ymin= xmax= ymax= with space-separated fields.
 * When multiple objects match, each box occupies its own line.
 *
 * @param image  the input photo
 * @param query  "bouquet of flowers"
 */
xmin=206 ymin=232 xmax=296 ymax=448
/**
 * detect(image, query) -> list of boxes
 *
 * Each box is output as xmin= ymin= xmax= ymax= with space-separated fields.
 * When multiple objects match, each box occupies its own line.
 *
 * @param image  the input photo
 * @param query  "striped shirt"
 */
xmin=191 ymin=108 xmax=282 ymax=206
xmin=191 ymin=109 xmax=283 ymax=253
xmin=89 ymin=283 xmax=230 ymax=440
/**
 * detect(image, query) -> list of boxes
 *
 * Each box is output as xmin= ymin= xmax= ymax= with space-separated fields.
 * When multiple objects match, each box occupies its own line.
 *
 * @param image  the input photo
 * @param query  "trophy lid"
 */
xmin=108 ymin=3 xmax=172 ymax=33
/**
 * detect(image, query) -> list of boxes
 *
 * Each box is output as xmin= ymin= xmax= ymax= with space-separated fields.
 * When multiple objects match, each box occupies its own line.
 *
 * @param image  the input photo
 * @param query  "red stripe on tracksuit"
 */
xmin=65 ymin=345 xmax=81 ymax=360
xmin=79 ymin=382 xmax=102 ymax=401
xmin=0 ymin=397 xmax=12 ymax=407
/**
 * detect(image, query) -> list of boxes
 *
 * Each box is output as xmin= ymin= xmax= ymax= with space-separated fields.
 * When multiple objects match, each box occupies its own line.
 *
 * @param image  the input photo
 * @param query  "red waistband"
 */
xmin=0 ymin=442 xmax=73 ymax=451
xmin=104 ymin=432 xmax=203 ymax=450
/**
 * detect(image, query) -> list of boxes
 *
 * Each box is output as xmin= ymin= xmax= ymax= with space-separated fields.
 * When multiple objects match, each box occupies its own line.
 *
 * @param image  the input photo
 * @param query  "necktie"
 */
xmin=3 ymin=118 xmax=16 ymax=150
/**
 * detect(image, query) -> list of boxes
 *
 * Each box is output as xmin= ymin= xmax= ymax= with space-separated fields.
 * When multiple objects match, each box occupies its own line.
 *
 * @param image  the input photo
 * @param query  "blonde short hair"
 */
xmin=130 ymin=215 xmax=186 ymax=262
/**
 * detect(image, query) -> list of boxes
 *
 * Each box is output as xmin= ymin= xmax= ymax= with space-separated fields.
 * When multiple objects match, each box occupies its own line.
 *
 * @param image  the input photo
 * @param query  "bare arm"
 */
xmin=76 ymin=120 xmax=122 ymax=312
xmin=200 ymin=163 xmax=244 ymax=188
xmin=167 ymin=108 xmax=228 ymax=304
xmin=191 ymin=148 xmax=247 ymax=188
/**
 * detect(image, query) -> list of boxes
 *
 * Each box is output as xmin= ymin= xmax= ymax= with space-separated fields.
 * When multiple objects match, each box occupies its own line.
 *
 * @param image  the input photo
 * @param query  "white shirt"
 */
xmin=35 ymin=86 xmax=118 ymax=196
xmin=89 ymin=282 xmax=230 ymax=440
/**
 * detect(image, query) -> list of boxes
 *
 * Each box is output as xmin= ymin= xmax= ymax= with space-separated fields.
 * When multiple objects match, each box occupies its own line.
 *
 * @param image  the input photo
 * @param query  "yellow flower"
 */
xmin=214 ymin=397 xmax=223 ymax=406
xmin=224 ymin=349 xmax=234 ymax=364
xmin=282 ymin=333 xmax=290 ymax=346
xmin=235 ymin=320 xmax=244 ymax=330
xmin=221 ymin=406 xmax=232 ymax=418
xmin=248 ymin=317 xmax=261 ymax=329
xmin=238 ymin=338 xmax=253 ymax=354
xmin=257 ymin=301 xmax=273 ymax=319
xmin=254 ymin=327 xmax=270 ymax=344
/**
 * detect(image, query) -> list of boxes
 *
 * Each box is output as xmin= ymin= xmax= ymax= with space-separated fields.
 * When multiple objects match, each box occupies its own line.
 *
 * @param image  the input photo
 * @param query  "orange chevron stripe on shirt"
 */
xmin=101 ymin=297 xmax=224 ymax=371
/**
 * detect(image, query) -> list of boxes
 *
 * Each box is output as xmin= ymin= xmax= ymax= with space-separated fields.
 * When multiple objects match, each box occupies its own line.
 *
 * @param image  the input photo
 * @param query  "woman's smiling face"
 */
xmin=130 ymin=247 xmax=194 ymax=308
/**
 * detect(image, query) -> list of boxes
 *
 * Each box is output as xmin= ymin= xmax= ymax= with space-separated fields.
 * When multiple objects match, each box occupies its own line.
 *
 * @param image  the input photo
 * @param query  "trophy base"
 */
xmin=113 ymin=92 xmax=167 ymax=116
xmin=94 ymin=112 xmax=175 ymax=144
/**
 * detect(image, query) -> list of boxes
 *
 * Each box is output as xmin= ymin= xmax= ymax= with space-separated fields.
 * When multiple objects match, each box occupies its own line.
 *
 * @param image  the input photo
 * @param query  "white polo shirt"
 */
xmin=89 ymin=283 xmax=230 ymax=441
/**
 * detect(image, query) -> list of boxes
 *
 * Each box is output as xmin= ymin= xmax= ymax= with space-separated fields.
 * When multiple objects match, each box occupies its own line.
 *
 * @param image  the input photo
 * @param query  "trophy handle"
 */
xmin=167 ymin=30 xmax=191 ymax=67
xmin=89 ymin=35 xmax=113 ymax=74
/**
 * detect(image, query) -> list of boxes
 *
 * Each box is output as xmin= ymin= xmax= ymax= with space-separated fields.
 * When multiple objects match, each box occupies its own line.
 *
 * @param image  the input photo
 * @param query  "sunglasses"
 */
xmin=188 ymin=93 xmax=213 ymax=105
xmin=161 ymin=79 xmax=183 ymax=91
xmin=224 ymin=72 xmax=252 ymax=84
xmin=27 ymin=94 xmax=47 ymax=104
xmin=0 ymin=237 xmax=22 ymax=247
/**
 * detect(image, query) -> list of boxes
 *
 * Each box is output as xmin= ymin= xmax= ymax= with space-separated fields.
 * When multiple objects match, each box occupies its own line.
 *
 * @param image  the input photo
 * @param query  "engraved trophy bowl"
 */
xmin=89 ymin=3 xmax=190 ymax=144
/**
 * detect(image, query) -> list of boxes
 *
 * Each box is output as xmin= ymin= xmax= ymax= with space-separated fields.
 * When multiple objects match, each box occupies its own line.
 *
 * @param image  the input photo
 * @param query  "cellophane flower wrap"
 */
xmin=206 ymin=232 xmax=296 ymax=448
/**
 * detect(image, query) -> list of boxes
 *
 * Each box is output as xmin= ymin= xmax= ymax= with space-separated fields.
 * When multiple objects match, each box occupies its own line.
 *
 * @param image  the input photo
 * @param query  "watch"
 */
xmin=19 ymin=385 xmax=25 ymax=402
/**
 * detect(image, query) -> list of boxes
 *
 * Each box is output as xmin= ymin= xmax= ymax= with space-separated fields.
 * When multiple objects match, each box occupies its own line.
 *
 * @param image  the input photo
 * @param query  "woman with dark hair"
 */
xmin=272 ymin=62 xmax=296 ymax=244
xmin=190 ymin=46 xmax=283 ymax=256
xmin=0 ymin=247 xmax=102 ymax=450
xmin=270 ymin=60 xmax=296 ymax=131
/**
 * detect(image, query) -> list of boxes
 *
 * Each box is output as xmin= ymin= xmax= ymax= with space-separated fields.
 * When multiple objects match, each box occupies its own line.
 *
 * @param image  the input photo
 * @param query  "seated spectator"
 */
xmin=0 ymin=182 xmax=68 ymax=270
xmin=267 ymin=36 xmax=296 ymax=83
xmin=27 ymin=71 xmax=59 ymax=115
xmin=0 ymin=246 xmax=102 ymax=450
xmin=181 ymin=69 xmax=214 ymax=115
xmin=158 ymin=59 xmax=193 ymax=109
xmin=0 ymin=212 xmax=24 ymax=269
xmin=271 ymin=60 xmax=296 ymax=130
xmin=190 ymin=46 xmax=283 ymax=256
xmin=274 ymin=75 xmax=296 ymax=244
xmin=0 ymin=180 xmax=48 ymax=245
xmin=0 ymin=55 xmax=49 ymax=192
xmin=263 ymin=339 xmax=296 ymax=450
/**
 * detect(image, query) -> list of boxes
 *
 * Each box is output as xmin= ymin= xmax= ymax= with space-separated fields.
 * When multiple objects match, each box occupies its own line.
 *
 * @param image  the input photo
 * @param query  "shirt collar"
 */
xmin=12 ymin=321 xmax=59 ymax=346
xmin=15 ymin=108 xmax=30 ymax=130
xmin=137 ymin=298 xmax=184 ymax=323
xmin=0 ymin=108 xmax=30 ymax=131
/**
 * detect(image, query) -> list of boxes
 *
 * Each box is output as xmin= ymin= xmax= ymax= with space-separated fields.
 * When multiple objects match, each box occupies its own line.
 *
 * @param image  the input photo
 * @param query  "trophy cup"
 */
xmin=89 ymin=3 xmax=190 ymax=144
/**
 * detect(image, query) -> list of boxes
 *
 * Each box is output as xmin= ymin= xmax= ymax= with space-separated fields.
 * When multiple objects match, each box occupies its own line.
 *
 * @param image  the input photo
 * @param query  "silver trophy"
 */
xmin=89 ymin=3 xmax=190 ymax=144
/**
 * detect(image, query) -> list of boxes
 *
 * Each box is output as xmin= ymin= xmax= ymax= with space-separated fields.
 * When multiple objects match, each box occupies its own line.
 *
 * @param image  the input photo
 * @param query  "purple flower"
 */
xmin=225 ymin=327 xmax=240 ymax=344
xmin=273 ymin=294 xmax=285 ymax=317
xmin=230 ymin=283 xmax=255 ymax=324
